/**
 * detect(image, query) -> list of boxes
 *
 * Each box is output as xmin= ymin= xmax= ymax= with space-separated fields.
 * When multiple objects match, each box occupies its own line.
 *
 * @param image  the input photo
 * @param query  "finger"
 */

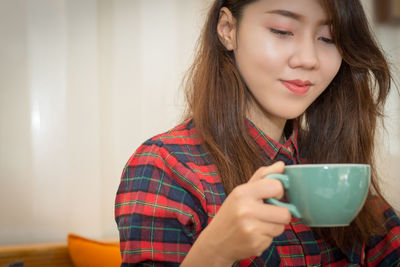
xmin=247 ymin=219 xmax=287 ymax=239
xmin=244 ymin=177 xmax=285 ymax=200
xmin=260 ymin=222 xmax=287 ymax=238
xmin=248 ymin=161 xmax=285 ymax=183
xmin=253 ymin=202 xmax=292 ymax=225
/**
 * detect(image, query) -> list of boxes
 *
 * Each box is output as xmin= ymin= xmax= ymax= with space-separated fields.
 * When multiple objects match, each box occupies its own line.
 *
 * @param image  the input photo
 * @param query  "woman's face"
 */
xmin=220 ymin=0 xmax=342 ymax=128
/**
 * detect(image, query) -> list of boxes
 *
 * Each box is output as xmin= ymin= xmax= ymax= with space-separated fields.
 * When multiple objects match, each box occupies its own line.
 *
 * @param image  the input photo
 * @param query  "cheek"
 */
xmin=236 ymin=30 xmax=289 ymax=69
xmin=322 ymin=51 xmax=342 ymax=83
xmin=260 ymin=37 xmax=286 ymax=58
xmin=257 ymin=36 xmax=293 ymax=66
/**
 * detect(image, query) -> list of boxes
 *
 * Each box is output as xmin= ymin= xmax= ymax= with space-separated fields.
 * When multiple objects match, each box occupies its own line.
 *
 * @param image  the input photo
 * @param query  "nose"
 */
xmin=288 ymin=38 xmax=320 ymax=70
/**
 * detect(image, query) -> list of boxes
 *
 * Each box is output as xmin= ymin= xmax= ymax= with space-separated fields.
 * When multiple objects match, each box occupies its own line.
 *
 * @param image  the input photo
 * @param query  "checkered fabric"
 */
xmin=115 ymin=119 xmax=400 ymax=266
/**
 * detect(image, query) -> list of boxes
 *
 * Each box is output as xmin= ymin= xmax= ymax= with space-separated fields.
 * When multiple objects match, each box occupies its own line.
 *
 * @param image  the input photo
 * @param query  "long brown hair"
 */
xmin=184 ymin=0 xmax=392 ymax=250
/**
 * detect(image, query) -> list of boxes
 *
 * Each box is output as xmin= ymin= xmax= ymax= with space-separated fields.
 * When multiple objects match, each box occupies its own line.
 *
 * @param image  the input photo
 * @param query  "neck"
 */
xmin=247 ymin=103 xmax=287 ymax=142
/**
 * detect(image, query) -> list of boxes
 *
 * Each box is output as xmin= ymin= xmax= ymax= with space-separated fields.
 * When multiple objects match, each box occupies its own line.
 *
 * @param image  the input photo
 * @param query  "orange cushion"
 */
xmin=67 ymin=234 xmax=121 ymax=267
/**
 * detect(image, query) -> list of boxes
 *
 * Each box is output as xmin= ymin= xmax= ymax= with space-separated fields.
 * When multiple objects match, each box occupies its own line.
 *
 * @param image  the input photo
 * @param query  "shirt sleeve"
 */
xmin=114 ymin=139 xmax=207 ymax=266
xmin=365 ymin=200 xmax=400 ymax=266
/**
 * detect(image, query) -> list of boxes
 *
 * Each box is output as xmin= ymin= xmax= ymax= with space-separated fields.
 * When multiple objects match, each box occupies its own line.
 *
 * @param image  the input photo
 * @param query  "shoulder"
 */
xmin=370 ymin=197 xmax=400 ymax=231
xmin=128 ymin=120 xmax=201 ymax=165
xmin=125 ymin=119 xmax=204 ymax=169
xmin=145 ymin=119 xmax=202 ymax=154
xmin=121 ymin=119 xmax=211 ymax=200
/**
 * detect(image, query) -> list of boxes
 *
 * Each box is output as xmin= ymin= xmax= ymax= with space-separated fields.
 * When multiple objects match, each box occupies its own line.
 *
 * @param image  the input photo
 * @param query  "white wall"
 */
xmin=0 ymin=0 xmax=398 ymax=246
xmin=0 ymin=0 xmax=210 ymax=245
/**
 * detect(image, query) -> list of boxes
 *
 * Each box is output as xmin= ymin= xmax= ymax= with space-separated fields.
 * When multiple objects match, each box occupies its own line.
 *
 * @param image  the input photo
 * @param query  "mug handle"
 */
xmin=264 ymin=174 xmax=302 ymax=218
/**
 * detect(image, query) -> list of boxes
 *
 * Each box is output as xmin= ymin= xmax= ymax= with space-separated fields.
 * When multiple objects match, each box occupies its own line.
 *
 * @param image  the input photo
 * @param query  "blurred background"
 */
xmin=0 ymin=0 xmax=399 ymax=246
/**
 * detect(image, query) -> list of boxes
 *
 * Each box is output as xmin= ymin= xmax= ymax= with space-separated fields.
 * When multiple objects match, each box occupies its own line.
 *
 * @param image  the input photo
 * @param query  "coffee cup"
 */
xmin=265 ymin=164 xmax=370 ymax=227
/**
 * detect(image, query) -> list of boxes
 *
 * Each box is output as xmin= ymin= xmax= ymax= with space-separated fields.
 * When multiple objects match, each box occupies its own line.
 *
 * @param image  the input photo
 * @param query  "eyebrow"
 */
xmin=265 ymin=9 xmax=330 ymax=25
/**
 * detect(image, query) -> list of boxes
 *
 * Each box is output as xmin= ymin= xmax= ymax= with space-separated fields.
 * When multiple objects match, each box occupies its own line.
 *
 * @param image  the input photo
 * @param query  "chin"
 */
xmin=277 ymin=108 xmax=307 ymax=120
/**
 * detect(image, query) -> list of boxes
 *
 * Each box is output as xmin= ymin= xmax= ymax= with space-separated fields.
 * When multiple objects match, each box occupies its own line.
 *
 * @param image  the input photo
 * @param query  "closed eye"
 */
xmin=318 ymin=36 xmax=334 ymax=44
xmin=269 ymin=28 xmax=293 ymax=37
xmin=270 ymin=28 xmax=334 ymax=44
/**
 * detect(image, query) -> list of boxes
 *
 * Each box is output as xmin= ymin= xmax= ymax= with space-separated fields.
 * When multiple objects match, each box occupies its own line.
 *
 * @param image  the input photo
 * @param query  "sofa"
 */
xmin=0 ymin=234 xmax=121 ymax=267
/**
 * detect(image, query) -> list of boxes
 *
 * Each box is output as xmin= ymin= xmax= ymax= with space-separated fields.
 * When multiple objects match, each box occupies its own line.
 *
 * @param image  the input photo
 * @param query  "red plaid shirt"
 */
xmin=115 ymin=119 xmax=400 ymax=266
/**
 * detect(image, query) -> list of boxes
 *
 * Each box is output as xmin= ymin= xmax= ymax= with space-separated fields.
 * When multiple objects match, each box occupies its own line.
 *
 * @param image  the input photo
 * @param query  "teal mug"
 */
xmin=265 ymin=164 xmax=370 ymax=227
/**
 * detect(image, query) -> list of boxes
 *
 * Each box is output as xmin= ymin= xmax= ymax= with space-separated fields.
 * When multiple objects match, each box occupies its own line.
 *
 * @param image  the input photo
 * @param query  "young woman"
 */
xmin=115 ymin=0 xmax=400 ymax=265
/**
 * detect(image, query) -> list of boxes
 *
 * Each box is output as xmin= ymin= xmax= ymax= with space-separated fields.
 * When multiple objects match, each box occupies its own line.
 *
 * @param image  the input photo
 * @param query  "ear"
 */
xmin=217 ymin=7 xmax=237 ymax=51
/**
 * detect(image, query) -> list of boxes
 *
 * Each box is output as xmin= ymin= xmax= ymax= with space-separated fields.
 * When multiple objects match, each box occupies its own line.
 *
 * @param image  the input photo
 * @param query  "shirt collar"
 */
xmin=246 ymin=119 xmax=299 ymax=162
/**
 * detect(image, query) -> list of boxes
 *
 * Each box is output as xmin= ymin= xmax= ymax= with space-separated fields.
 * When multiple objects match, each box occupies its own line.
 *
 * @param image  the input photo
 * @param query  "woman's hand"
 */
xmin=182 ymin=161 xmax=291 ymax=266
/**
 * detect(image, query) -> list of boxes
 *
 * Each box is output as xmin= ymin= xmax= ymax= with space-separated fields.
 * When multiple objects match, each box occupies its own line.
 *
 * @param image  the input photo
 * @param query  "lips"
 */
xmin=281 ymin=79 xmax=312 ymax=95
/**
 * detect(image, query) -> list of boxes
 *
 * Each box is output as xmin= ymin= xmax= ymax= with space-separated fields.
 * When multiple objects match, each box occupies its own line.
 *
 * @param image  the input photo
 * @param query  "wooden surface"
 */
xmin=0 ymin=243 xmax=73 ymax=267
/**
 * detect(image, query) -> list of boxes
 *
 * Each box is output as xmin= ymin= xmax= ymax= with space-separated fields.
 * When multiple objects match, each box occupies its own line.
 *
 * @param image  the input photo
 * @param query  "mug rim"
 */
xmin=285 ymin=164 xmax=370 ymax=168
